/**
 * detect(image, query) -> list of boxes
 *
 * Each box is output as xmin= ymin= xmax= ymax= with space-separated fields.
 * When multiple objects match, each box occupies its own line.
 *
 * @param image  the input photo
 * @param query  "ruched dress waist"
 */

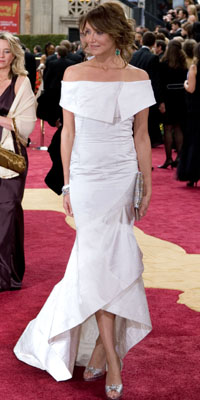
xmin=71 ymin=112 xmax=137 ymax=177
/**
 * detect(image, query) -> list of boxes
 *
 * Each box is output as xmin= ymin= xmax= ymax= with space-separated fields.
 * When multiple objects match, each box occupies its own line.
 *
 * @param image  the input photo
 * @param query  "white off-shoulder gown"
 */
xmin=14 ymin=80 xmax=156 ymax=382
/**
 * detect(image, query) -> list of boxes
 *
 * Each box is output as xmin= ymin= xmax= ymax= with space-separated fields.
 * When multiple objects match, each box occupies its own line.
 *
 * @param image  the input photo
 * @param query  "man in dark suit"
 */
xmin=40 ymin=46 xmax=74 ymax=193
xmin=176 ymin=7 xmax=188 ymax=24
xmin=43 ymin=39 xmax=82 ymax=80
xmin=60 ymin=40 xmax=82 ymax=64
xmin=169 ymin=19 xmax=182 ymax=39
xmin=41 ymin=46 xmax=74 ymax=124
xmin=24 ymin=50 xmax=36 ymax=92
xmin=154 ymin=39 xmax=166 ymax=60
xmin=130 ymin=31 xmax=164 ymax=147
xmin=43 ymin=46 xmax=73 ymax=90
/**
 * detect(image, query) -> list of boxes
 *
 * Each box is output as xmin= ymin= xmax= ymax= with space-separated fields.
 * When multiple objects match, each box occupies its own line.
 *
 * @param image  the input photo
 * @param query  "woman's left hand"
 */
xmin=139 ymin=194 xmax=151 ymax=219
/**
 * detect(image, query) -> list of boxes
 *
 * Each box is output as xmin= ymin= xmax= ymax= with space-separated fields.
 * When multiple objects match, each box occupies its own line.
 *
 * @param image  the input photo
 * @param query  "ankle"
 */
xmin=106 ymin=353 xmax=120 ymax=367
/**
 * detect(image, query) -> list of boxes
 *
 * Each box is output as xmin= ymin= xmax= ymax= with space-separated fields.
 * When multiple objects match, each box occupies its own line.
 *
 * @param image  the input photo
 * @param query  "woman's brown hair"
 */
xmin=82 ymin=2 xmax=135 ymax=62
xmin=161 ymin=40 xmax=187 ymax=69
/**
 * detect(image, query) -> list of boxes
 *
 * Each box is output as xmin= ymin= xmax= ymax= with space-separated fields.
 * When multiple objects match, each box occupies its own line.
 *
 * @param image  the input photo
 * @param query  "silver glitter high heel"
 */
xmin=105 ymin=384 xmax=123 ymax=399
xmin=83 ymin=365 xmax=106 ymax=382
xmin=105 ymin=359 xmax=123 ymax=399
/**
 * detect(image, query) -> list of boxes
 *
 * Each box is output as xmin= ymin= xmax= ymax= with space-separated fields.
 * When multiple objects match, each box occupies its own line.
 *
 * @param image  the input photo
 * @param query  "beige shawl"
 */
xmin=0 ymin=77 xmax=37 ymax=179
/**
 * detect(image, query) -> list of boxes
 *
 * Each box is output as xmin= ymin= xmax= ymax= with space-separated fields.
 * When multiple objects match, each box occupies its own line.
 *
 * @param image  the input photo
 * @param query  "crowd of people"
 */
xmin=20 ymin=0 xmax=200 ymax=189
xmin=131 ymin=0 xmax=200 ymax=186
xmin=0 ymin=1 xmax=200 ymax=399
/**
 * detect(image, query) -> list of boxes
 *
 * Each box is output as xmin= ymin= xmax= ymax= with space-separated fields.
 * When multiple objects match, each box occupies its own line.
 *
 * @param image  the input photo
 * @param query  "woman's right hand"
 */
xmin=63 ymin=194 xmax=73 ymax=217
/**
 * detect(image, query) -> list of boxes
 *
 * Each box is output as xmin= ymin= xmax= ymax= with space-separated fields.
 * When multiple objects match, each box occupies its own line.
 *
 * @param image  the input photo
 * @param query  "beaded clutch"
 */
xmin=133 ymin=171 xmax=144 ymax=221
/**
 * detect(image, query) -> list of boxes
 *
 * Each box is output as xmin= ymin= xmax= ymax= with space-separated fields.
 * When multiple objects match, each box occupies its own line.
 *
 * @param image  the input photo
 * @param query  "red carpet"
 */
xmin=1 ymin=122 xmax=200 ymax=400
xmin=137 ymin=146 xmax=200 ymax=254
xmin=26 ymin=120 xmax=55 ymax=189
xmin=28 ymin=121 xmax=200 ymax=253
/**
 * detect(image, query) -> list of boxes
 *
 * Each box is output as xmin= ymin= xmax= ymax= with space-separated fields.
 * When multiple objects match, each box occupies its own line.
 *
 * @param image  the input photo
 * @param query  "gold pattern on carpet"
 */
xmin=23 ymin=188 xmax=200 ymax=312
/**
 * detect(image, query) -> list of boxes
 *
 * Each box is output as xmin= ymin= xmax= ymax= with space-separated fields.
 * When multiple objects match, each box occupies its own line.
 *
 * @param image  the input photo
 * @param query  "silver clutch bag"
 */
xmin=133 ymin=172 xmax=144 ymax=221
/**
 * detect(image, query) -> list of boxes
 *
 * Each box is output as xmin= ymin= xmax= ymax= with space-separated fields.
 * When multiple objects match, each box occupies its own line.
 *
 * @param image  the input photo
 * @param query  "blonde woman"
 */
xmin=187 ymin=4 xmax=198 ymax=22
xmin=0 ymin=32 xmax=36 ymax=292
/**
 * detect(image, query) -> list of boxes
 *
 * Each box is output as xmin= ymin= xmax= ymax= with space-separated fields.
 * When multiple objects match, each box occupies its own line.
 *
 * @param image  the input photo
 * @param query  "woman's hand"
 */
xmin=63 ymin=194 xmax=73 ymax=217
xmin=158 ymin=102 xmax=166 ymax=114
xmin=139 ymin=193 xmax=151 ymax=219
xmin=184 ymin=79 xmax=189 ymax=90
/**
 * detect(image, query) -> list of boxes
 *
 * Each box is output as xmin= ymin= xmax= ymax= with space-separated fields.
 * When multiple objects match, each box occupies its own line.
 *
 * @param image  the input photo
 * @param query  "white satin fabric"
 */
xmin=14 ymin=80 xmax=156 ymax=382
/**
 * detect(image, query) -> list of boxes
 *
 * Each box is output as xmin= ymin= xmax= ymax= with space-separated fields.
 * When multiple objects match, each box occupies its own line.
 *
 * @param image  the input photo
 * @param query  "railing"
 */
xmin=144 ymin=10 xmax=165 ymax=30
xmin=119 ymin=0 xmax=165 ymax=30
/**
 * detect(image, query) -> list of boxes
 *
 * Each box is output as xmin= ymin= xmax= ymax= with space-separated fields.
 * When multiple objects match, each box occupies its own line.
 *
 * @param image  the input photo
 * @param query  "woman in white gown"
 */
xmin=14 ymin=3 xmax=155 ymax=399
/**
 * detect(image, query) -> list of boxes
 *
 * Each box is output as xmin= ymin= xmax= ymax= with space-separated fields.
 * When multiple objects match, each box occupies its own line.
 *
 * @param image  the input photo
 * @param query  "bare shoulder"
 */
xmin=15 ymin=75 xmax=26 ymax=94
xmin=63 ymin=62 xmax=89 ymax=82
xmin=126 ymin=65 xmax=149 ymax=82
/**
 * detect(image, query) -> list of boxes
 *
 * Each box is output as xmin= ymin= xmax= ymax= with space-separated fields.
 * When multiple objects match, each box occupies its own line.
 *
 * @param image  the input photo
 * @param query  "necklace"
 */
xmin=89 ymin=61 xmax=127 ymax=71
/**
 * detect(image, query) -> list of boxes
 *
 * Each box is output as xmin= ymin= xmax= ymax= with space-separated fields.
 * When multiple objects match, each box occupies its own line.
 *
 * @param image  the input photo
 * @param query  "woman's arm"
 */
xmin=184 ymin=64 xmax=197 ymax=93
xmin=0 ymin=115 xmax=12 ymax=131
xmin=0 ymin=76 xmax=36 ymax=136
xmin=0 ymin=76 xmax=26 ymax=131
xmin=60 ymin=108 xmax=75 ymax=216
xmin=134 ymin=107 xmax=152 ymax=219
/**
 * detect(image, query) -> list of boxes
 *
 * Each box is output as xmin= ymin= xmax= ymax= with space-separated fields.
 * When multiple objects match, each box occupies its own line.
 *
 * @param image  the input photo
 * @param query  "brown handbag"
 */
xmin=0 ymin=117 xmax=26 ymax=174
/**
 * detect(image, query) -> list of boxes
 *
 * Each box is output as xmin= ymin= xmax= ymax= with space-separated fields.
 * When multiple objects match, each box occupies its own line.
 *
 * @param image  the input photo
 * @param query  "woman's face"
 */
xmin=0 ymin=39 xmax=14 ymax=70
xmin=83 ymin=22 xmax=116 ymax=57
xmin=47 ymin=44 xmax=55 ymax=56
xmin=181 ymin=28 xmax=187 ymax=37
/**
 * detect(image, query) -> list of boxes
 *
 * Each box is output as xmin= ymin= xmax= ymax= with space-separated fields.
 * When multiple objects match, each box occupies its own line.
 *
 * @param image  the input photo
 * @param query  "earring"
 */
xmin=115 ymin=48 xmax=120 ymax=56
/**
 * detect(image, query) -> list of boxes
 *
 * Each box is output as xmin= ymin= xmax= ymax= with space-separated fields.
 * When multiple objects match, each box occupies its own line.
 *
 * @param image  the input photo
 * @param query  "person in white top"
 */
xmin=14 ymin=3 xmax=155 ymax=399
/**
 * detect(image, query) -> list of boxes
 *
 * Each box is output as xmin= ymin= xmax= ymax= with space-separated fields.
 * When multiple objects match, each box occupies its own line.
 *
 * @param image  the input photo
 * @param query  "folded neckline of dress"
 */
xmin=60 ymin=80 xmax=156 ymax=123
xmin=61 ymin=79 xmax=151 ymax=84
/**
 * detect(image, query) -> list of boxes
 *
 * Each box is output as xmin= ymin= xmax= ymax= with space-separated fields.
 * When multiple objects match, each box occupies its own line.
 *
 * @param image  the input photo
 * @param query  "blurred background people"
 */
xmin=170 ymin=19 xmax=182 ymax=38
xmin=176 ymin=7 xmax=189 ymax=24
xmin=178 ymin=42 xmax=200 ymax=186
xmin=33 ymin=45 xmax=42 ymax=58
xmin=187 ymin=4 xmax=198 ymax=22
xmin=130 ymin=31 xmax=164 ymax=147
xmin=158 ymin=40 xmax=187 ymax=169
xmin=154 ymin=39 xmax=167 ymax=59
xmin=181 ymin=21 xmax=193 ymax=39
xmin=183 ymin=38 xmax=197 ymax=68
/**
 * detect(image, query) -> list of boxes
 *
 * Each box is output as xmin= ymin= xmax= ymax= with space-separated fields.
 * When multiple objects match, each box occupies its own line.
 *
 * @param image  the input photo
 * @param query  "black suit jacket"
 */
xmin=44 ymin=52 xmax=82 ymax=79
xmin=37 ymin=57 xmax=74 ymax=126
xmin=43 ymin=57 xmax=74 ymax=90
xmin=67 ymin=52 xmax=82 ymax=64
xmin=130 ymin=47 xmax=163 ymax=104
xmin=25 ymin=51 xmax=36 ymax=92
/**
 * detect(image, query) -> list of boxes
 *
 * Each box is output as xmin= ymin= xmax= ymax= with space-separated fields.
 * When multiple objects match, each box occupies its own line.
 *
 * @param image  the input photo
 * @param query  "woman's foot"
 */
xmin=172 ymin=157 xmax=180 ymax=168
xmin=187 ymin=181 xmax=198 ymax=187
xmin=158 ymin=158 xmax=174 ymax=169
xmin=105 ymin=357 xmax=123 ymax=399
xmin=83 ymin=337 xmax=106 ymax=381
xmin=84 ymin=365 xmax=106 ymax=381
